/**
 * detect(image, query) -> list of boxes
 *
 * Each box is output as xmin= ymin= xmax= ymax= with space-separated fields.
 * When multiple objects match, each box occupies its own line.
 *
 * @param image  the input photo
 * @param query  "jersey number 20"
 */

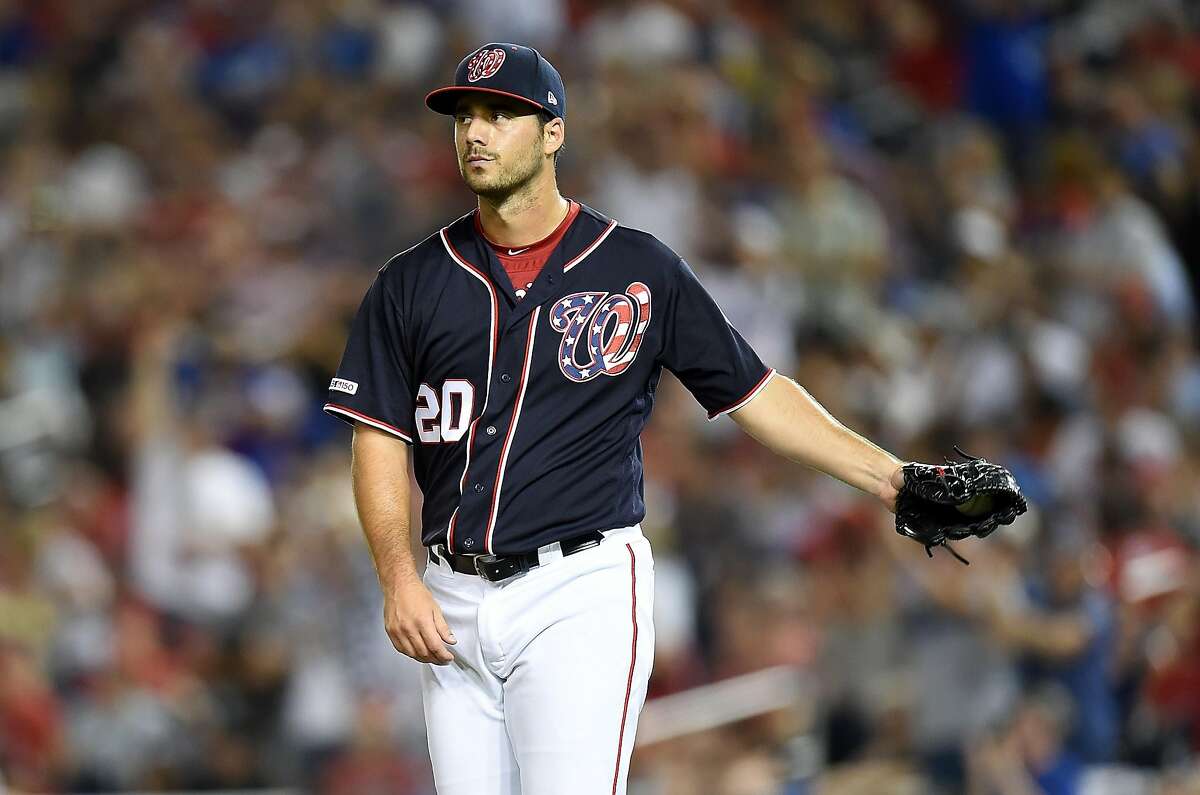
xmin=415 ymin=380 xmax=475 ymax=444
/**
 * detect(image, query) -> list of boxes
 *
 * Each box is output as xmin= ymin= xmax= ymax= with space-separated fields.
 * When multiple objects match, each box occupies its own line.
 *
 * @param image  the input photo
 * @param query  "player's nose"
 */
xmin=463 ymin=115 xmax=491 ymax=146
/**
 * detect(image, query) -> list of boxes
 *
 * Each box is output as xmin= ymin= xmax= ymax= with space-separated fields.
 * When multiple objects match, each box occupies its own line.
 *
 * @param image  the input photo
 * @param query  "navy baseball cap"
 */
xmin=425 ymin=43 xmax=566 ymax=120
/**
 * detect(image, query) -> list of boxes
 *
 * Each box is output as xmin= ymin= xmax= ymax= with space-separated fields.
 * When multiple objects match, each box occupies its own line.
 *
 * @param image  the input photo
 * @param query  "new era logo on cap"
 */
xmin=547 ymin=91 xmax=557 ymax=106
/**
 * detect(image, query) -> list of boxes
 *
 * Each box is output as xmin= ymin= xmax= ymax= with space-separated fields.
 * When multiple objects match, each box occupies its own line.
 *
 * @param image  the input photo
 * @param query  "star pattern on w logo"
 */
xmin=548 ymin=284 xmax=652 ymax=382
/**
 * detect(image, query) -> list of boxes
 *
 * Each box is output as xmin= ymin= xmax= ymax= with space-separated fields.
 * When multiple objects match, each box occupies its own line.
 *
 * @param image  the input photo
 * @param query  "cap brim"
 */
xmin=425 ymin=86 xmax=547 ymax=116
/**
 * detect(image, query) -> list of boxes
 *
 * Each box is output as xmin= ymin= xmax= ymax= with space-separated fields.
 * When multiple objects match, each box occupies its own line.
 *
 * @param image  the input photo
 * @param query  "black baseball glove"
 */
xmin=895 ymin=447 xmax=1027 ymax=564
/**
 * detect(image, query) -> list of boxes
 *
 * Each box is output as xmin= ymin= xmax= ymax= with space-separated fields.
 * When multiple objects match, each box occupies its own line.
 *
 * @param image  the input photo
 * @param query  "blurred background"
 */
xmin=2 ymin=0 xmax=1200 ymax=793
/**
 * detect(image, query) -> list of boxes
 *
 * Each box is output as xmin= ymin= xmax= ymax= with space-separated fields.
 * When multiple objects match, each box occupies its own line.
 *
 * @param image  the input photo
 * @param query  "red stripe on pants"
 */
xmin=612 ymin=543 xmax=638 ymax=794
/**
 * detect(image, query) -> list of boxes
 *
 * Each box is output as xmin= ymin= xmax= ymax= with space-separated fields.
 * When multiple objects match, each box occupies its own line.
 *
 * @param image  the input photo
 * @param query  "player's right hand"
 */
xmin=383 ymin=578 xmax=457 ymax=665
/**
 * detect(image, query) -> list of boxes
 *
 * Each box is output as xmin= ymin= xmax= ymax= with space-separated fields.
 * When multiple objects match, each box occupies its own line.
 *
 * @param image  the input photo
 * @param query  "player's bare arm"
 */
xmin=728 ymin=372 xmax=905 ymax=511
xmin=351 ymin=425 xmax=456 ymax=665
xmin=730 ymin=373 xmax=1026 ymax=560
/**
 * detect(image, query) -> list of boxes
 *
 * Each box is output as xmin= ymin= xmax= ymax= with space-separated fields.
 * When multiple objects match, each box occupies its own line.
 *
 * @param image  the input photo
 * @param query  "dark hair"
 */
xmin=538 ymin=110 xmax=563 ymax=166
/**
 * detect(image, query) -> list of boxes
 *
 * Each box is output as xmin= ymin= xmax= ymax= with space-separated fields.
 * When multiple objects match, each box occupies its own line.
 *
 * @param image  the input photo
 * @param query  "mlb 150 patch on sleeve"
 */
xmin=330 ymin=378 xmax=359 ymax=395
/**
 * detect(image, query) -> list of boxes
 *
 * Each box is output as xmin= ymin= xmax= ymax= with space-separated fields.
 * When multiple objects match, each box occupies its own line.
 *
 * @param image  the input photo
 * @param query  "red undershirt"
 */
xmin=476 ymin=200 xmax=581 ymax=300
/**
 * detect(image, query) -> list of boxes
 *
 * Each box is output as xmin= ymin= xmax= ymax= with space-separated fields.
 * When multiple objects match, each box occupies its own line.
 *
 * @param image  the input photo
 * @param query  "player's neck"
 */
xmin=476 ymin=177 xmax=569 ymax=249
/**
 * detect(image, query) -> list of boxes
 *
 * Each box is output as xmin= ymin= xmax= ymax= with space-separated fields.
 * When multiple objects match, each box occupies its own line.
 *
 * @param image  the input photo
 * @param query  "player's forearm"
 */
xmin=730 ymin=373 xmax=902 ymax=504
xmin=351 ymin=425 xmax=419 ymax=588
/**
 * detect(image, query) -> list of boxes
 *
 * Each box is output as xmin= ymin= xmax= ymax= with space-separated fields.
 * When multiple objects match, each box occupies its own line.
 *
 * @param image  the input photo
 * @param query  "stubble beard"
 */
xmin=460 ymin=138 xmax=546 ymax=204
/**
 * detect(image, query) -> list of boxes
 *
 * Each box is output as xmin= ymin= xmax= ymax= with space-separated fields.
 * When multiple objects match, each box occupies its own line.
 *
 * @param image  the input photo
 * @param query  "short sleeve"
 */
xmin=659 ymin=258 xmax=775 ymax=420
xmin=323 ymin=272 xmax=416 ymax=443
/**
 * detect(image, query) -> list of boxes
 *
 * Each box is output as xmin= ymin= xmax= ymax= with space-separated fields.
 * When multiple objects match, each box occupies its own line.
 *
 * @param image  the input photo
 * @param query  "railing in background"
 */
xmin=634 ymin=664 xmax=810 ymax=746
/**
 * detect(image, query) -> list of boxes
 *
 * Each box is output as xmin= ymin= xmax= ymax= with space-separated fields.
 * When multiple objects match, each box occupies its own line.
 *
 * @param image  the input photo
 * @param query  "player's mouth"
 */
xmin=466 ymin=153 xmax=494 ymax=165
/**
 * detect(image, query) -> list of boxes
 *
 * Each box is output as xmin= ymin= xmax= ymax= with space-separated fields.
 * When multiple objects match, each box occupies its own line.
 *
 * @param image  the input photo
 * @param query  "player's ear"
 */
xmin=542 ymin=115 xmax=565 ymax=158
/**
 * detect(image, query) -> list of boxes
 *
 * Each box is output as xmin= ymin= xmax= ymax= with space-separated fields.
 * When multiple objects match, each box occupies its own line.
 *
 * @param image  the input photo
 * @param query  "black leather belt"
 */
xmin=428 ymin=530 xmax=605 ymax=582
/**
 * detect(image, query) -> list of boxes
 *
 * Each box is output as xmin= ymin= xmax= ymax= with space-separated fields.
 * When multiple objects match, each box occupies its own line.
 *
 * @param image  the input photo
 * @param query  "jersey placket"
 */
xmin=442 ymin=216 xmax=619 ymax=555
xmin=444 ymin=232 xmax=568 ymax=555
xmin=449 ymin=307 xmax=540 ymax=554
xmin=439 ymin=227 xmax=499 ymax=554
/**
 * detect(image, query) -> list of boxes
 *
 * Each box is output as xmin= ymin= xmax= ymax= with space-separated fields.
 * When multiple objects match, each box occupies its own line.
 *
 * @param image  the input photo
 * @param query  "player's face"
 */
xmin=453 ymin=96 xmax=549 ymax=200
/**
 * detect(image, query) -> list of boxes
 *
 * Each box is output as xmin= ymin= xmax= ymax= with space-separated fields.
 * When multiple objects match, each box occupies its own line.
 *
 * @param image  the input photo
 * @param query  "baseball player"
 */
xmin=325 ymin=43 xmax=1024 ymax=795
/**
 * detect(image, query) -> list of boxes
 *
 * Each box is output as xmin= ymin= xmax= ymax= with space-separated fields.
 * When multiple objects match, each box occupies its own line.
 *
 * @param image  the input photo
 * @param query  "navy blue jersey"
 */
xmin=325 ymin=203 xmax=774 ymax=555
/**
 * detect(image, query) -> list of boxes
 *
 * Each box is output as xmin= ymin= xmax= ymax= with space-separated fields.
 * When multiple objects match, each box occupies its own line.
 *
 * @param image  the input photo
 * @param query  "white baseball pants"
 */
xmin=420 ymin=524 xmax=655 ymax=795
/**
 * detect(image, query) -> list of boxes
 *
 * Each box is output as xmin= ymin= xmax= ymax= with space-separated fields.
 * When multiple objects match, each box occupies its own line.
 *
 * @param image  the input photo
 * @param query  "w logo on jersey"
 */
xmin=549 ymin=283 xmax=652 ymax=382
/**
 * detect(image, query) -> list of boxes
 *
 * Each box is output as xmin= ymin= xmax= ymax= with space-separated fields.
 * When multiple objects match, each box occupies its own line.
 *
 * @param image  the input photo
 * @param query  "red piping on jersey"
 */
xmin=707 ymin=368 xmax=777 ymax=420
xmin=439 ymin=227 xmax=500 ymax=552
xmin=323 ymin=404 xmax=414 ymax=444
xmin=612 ymin=543 xmax=638 ymax=794
xmin=483 ymin=307 xmax=539 ymax=554
xmin=563 ymin=219 xmax=619 ymax=273
xmin=441 ymin=231 xmax=501 ymax=357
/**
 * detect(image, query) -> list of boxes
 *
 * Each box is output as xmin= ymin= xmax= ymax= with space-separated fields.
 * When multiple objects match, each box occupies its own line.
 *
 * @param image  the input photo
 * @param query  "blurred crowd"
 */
xmin=2 ymin=0 xmax=1200 ymax=793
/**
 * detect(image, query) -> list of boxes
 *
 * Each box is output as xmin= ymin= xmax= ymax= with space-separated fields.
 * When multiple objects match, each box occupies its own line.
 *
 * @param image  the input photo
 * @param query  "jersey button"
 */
xmin=486 ymin=425 xmax=497 ymax=436
xmin=473 ymin=483 xmax=485 ymax=493
xmin=500 ymin=373 xmax=512 ymax=383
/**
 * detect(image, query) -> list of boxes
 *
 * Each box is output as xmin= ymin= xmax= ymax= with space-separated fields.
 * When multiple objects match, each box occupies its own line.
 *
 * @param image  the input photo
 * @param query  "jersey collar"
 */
xmin=444 ymin=204 xmax=617 ymax=328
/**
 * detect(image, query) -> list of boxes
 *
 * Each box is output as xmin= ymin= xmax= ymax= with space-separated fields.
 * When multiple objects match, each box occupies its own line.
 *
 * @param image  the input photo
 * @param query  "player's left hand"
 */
xmin=893 ymin=447 xmax=1027 ymax=564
